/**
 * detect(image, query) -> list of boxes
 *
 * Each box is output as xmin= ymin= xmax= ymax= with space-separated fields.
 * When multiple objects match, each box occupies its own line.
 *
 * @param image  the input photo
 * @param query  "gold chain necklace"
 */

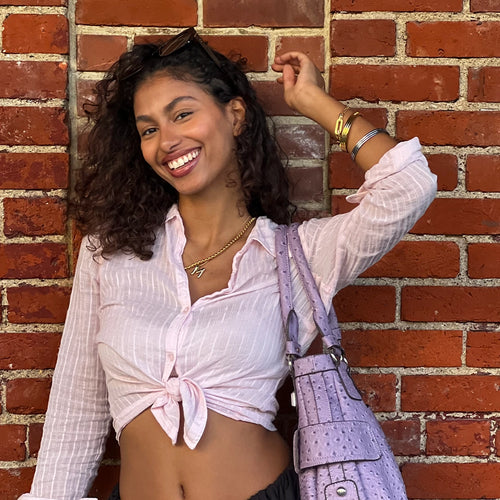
xmin=184 ymin=216 xmax=256 ymax=279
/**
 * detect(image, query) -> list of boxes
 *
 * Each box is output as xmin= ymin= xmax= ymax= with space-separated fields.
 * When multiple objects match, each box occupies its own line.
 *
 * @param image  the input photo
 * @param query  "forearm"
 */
xmin=302 ymin=86 xmax=397 ymax=171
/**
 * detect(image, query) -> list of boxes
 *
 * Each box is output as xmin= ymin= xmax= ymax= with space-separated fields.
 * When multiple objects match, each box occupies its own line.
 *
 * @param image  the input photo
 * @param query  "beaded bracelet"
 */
xmin=350 ymin=128 xmax=389 ymax=161
xmin=339 ymin=112 xmax=361 ymax=152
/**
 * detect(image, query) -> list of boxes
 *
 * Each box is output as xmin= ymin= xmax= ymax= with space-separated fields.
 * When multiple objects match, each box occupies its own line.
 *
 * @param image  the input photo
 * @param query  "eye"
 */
xmin=141 ymin=127 xmax=157 ymax=137
xmin=174 ymin=111 xmax=193 ymax=121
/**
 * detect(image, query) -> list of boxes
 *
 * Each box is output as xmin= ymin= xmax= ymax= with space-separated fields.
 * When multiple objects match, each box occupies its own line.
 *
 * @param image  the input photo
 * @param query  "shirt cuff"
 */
xmin=347 ymin=137 xmax=424 ymax=204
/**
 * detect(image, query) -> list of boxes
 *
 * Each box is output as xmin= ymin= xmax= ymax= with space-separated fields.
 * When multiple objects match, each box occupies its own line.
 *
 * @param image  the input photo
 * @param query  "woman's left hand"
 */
xmin=271 ymin=51 xmax=325 ymax=118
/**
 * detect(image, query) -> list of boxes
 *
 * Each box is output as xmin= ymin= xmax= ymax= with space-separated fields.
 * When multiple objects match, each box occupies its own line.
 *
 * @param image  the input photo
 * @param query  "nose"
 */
xmin=159 ymin=123 xmax=181 ymax=152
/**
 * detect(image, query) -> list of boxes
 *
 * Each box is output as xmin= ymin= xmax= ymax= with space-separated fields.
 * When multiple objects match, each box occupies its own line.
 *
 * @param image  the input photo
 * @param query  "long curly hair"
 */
xmin=72 ymin=38 xmax=292 ymax=260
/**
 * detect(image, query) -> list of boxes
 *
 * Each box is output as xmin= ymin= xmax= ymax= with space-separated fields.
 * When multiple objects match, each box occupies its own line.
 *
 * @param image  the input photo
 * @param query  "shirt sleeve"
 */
xmin=298 ymin=137 xmax=437 ymax=310
xmin=20 ymin=238 xmax=111 ymax=500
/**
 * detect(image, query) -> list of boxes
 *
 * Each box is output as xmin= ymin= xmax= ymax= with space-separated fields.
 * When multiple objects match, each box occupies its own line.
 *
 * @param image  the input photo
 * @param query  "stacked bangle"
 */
xmin=339 ymin=112 xmax=360 ymax=152
xmin=334 ymin=106 xmax=350 ymax=142
xmin=350 ymin=128 xmax=389 ymax=161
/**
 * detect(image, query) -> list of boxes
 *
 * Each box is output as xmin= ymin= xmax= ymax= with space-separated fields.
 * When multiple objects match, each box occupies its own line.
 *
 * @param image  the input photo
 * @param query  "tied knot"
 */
xmin=151 ymin=375 xmax=207 ymax=449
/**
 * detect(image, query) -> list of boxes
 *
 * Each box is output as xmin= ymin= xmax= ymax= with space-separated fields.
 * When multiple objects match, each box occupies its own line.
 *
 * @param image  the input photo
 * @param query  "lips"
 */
xmin=166 ymin=149 xmax=200 ymax=170
xmin=161 ymin=148 xmax=201 ymax=178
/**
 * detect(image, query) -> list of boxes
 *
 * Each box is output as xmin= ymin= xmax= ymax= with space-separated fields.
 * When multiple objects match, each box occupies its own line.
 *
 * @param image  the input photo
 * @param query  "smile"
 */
xmin=167 ymin=149 xmax=200 ymax=170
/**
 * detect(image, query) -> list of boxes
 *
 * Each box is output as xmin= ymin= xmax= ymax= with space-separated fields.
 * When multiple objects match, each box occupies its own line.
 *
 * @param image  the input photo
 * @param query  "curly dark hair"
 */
xmin=72 ymin=37 xmax=292 ymax=260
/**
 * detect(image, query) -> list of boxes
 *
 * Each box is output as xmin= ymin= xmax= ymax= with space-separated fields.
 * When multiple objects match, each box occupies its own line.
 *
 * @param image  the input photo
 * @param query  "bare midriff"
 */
xmin=119 ymin=406 xmax=291 ymax=500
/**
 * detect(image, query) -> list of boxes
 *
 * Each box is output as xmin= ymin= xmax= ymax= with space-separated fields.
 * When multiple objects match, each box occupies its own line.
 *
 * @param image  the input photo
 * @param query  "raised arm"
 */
xmin=272 ymin=51 xmax=397 ymax=171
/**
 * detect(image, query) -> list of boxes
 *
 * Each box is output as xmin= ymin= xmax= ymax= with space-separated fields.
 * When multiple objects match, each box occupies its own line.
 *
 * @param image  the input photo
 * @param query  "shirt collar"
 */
xmin=165 ymin=204 xmax=277 ymax=257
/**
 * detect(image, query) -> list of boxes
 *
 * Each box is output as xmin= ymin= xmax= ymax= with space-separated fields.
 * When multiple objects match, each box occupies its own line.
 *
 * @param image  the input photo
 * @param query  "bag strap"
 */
xmin=275 ymin=224 xmax=301 ymax=357
xmin=275 ymin=224 xmax=344 ymax=358
xmin=287 ymin=224 xmax=342 ymax=353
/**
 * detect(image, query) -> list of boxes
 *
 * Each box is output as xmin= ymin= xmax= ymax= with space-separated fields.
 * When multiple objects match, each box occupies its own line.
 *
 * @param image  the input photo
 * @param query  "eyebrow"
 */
xmin=135 ymin=96 xmax=197 ymax=123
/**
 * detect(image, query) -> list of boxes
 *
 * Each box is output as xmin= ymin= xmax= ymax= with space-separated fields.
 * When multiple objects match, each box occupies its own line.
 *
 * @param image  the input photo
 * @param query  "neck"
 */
xmin=178 ymin=193 xmax=250 ymax=248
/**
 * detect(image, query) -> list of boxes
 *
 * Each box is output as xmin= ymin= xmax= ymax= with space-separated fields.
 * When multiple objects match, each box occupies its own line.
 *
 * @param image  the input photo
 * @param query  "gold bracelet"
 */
xmin=334 ymin=105 xmax=350 ymax=142
xmin=339 ymin=112 xmax=361 ymax=152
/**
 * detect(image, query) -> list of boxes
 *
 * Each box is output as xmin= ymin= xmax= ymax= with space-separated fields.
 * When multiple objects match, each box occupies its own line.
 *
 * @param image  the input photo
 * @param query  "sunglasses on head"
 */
xmin=158 ymin=27 xmax=222 ymax=69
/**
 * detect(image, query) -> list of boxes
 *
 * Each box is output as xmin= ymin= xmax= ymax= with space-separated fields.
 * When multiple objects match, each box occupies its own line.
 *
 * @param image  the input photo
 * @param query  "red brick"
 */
xmin=135 ymin=34 xmax=269 ymax=73
xmin=88 ymin=465 xmax=120 ymax=499
xmin=471 ymin=0 xmax=500 ymax=12
xmin=203 ymin=36 xmax=268 ymax=72
xmin=467 ymin=330 xmax=500 ymax=367
xmin=468 ymin=66 xmax=500 ymax=102
xmin=77 ymin=78 xmax=98 ymax=117
xmin=401 ymin=286 xmax=500 ymax=322
xmin=276 ymin=36 xmax=325 ymax=71
xmin=333 ymin=286 xmax=396 ymax=322
xmin=351 ymin=373 xmax=396 ymax=412
xmin=0 ymin=425 xmax=26 ymax=460
xmin=276 ymin=124 xmax=324 ymax=160
xmin=6 ymin=378 xmax=51 ymax=414
xmin=0 ymin=153 xmax=68 ymax=189
xmin=426 ymin=154 xmax=458 ymax=191
xmin=331 ymin=0 xmax=462 ymax=11
xmin=331 ymin=20 xmax=396 ymax=57
xmin=466 ymin=154 xmax=500 ymax=192
xmin=0 ymin=0 xmax=65 ymax=3
xmin=468 ymin=243 xmax=500 ymax=279
xmin=361 ymin=241 xmax=460 ymax=278
xmin=380 ymin=420 xmax=420 ymax=456
xmin=0 ymin=107 xmax=68 ymax=146
xmin=343 ymin=330 xmax=462 ymax=368
xmin=0 ymin=469 xmax=34 ymax=500
xmin=204 ymin=0 xmax=324 ymax=27
xmin=407 ymin=21 xmax=500 ymax=58
xmin=402 ymin=375 xmax=500 ymax=412
xmin=0 ymin=243 xmax=68 ymax=279
xmin=426 ymin=419 xmax=491 ymax=456
xmin=254 ymin=81 xmax=295 ymax=116
xmin=330 ymin=65 xmax=459 ymax=102
xmin=77 ymin=34 xmax=127 ymax=71
xmin=402 ymin=463 xmax=500 ymax=499
xmin=410 ymin=199 xmax=500 ymax=235
xmin=397 ymin=110 xmax=500 ymax=146
xmin=2 ymin=14 xmax=68 ymax=54
xmin=76 ymin=0 xmax=196 ymax=26
xmin=0 ymin=61 xmax=67 ymax=99
xmin=7 ymin=285 xmax=71 ymax=324
xmin=0 ymin=332 xmax=61 ymax=370
xmin=287 ymin=167 xmax=323 ymax=203
xmin=3 ymin=197 xmax=66 ymax=237
xmin=29 ymin=423 xmax=44 ymax=458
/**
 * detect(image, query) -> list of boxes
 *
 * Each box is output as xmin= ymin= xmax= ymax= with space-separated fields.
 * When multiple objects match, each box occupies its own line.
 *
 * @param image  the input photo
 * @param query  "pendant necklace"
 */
xmin=184 ymin=216 xmax=256 ymax=279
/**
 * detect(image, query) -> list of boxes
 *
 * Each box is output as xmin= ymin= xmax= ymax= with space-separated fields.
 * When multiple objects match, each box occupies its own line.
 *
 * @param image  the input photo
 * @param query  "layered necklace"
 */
xmin=184 ymin=216 xmax=256 ymax=279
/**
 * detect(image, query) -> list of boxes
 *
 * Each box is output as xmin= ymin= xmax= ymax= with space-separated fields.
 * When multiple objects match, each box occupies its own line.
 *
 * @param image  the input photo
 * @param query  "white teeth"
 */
xmin=167 ymin=149 xmax=199 ymax=170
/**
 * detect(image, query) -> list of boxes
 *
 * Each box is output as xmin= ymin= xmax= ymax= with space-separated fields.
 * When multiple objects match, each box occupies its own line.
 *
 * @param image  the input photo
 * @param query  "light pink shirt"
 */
xmin=21 ymin=138 xmax=436 ymax=500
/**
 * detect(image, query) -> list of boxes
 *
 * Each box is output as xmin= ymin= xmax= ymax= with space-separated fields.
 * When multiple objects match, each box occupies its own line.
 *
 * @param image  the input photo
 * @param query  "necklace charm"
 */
xmin=190 ymin=265 xmax=205 ymax=279
xmin=184 ymin=216 xmax=256 ymax=279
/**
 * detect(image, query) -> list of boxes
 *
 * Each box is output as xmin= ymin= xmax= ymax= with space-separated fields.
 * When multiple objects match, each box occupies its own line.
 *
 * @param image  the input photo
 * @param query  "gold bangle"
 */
xmin=339 ymin=112 xmax=361 ymax=152
xmin=334 ymin=105 xmax=350 ymax=142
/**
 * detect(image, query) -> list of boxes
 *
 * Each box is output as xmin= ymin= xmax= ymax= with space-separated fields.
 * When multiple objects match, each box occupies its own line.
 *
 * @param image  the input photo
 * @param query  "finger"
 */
xmin=281 ymin=64 xmax=297 ymax=90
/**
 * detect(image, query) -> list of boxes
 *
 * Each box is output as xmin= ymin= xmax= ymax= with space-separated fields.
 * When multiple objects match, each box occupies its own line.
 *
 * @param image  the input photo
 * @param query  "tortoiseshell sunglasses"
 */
xmin=158 ymin=27 xmax=222 ymax=69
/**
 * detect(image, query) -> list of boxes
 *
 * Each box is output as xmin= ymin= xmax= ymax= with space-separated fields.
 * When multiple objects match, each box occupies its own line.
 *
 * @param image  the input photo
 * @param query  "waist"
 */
xmin=118 ymin=407 xmax=291 ymax=500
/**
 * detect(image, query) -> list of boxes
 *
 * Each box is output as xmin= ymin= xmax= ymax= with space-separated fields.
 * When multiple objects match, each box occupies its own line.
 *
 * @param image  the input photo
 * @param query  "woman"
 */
xmin=20 ymin=28 xmax=436 ymax=500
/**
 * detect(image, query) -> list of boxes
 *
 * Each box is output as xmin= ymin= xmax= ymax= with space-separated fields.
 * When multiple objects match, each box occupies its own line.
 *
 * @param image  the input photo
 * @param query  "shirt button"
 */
xmin=166 ymin=352 xmax=175 ymax=362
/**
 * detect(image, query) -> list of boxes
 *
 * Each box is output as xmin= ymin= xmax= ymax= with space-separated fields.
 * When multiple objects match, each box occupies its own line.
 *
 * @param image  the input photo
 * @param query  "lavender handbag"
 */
xmin=275 ymin=224 xmax=408 ymax=500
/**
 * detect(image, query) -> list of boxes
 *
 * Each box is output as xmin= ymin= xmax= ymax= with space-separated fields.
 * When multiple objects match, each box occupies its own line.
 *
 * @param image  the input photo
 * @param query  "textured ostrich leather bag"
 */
xmin=275 ymin=224 xmax=408 ymax=500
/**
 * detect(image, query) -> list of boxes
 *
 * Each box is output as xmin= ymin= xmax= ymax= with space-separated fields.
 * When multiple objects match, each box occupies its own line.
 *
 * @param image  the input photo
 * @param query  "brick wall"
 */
xmin=0 ymin=0 xmax=499 ymax=498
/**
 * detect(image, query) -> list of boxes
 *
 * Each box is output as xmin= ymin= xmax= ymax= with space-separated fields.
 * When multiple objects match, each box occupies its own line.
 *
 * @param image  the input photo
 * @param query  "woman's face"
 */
xmin=133 ymin=73 xmax=245 ymax=199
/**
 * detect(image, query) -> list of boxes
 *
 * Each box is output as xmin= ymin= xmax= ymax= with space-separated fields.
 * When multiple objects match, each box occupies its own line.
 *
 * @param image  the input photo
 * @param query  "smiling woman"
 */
xmin=18 ymin=28 xmax=436 ymax=500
